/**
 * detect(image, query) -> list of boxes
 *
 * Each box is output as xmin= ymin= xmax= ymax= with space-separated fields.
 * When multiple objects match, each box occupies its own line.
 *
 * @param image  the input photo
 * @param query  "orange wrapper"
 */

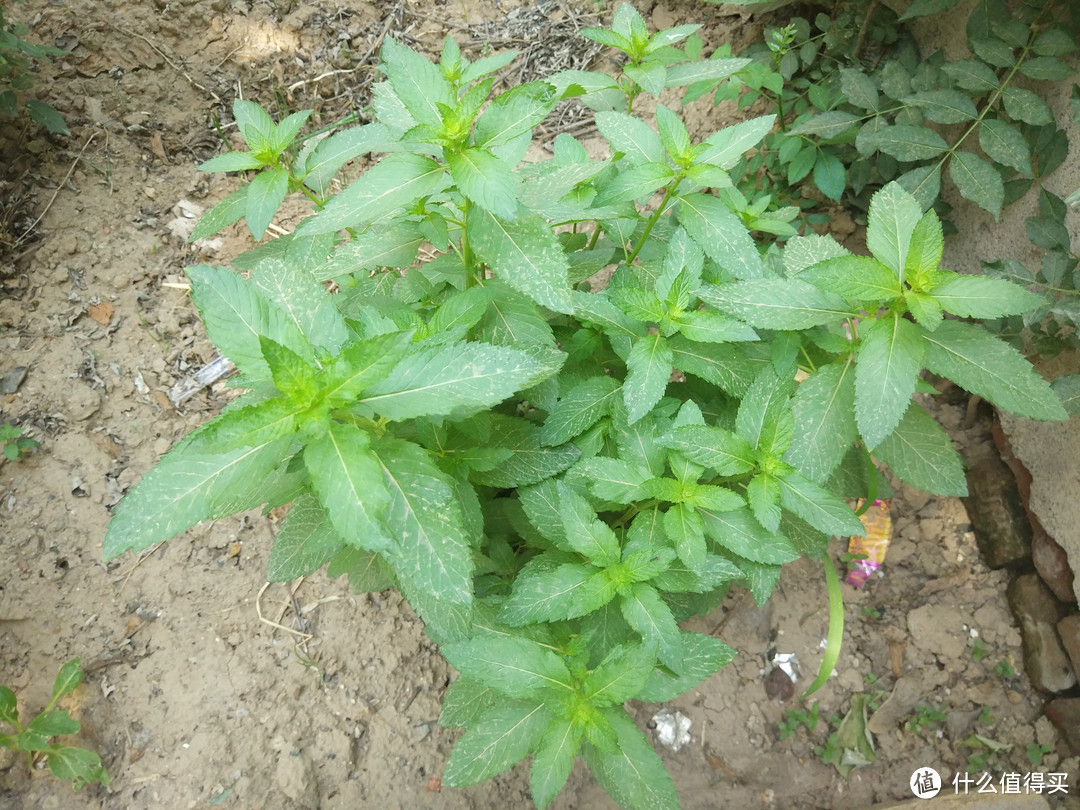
xmin=846 ymin=499 xmax=892 ymax=587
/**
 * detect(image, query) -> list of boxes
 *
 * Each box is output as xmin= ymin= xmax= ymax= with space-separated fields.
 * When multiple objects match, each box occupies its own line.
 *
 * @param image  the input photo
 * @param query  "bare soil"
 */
xmin=1 ymin=1 xmax=1077 ymax=808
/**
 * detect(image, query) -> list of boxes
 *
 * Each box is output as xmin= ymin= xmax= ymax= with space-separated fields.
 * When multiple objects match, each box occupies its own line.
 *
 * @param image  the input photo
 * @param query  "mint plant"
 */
xmin=102 ymin=6 xmax=1065 ymax=808
xmin=0 ymin=2 xmax=69 ymax=134
xmin=0 ymin=659 xmax=109 ymax=789
xmin=0 ymin=423 xmax=37 ymax=463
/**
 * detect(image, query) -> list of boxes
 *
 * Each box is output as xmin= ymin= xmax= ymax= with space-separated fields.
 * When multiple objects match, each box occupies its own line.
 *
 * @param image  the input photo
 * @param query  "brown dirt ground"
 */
xmin=1 ymin=1 xmax=1077 ymax=808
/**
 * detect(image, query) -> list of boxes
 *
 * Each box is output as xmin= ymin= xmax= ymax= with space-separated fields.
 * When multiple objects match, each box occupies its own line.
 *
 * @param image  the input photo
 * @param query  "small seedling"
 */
xmin=994 ymin=659 xmax=1017 ymax=679
xmin=0 ymin=659 xmax=109 ymax=789
xmin=778 ymin=701 xmax=819 ymax=740
xmin=1027 ymin=742 xmax=1052 ymax=767
xmin=859 ymin=606 xmax=882 ymax=620
xmin=977 ymin=706 xmax=995 ymax=726
xmin=905 ymin=704 xmax=948 ymax=734
xmin=0 ymin=423 xmax=38 ymax=462
xmin=970 ymin=638 xmax=990 ymax=662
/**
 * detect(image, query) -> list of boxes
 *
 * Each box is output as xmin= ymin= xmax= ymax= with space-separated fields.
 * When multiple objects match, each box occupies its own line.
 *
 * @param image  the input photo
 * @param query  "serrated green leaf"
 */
xmin=583 ymin=643 xmax=658 ymax=708
xmin=655 ymin=104 xmax=691 ymax=162
xmin=855 ymin=313 xmax=924 ymax=449
xmin=244 ymin=167 xmax=289 ymax=241
xmin=929 ymin=273 xmax=1044 ymax=318
xmin=678 ymin=193 xmax=762 ymax=280
xmin=469 ymin=208 xmax=574 ymax=314
xmin=1032 ymin=28 xmax=1077 ymax=57
xmin=921 ymin=320 xmax=1067 ymax=420
xmin=949 ymin=150 xmax=1004 ymax=220
xmin=582 ymin=708 xmax=680 ymax=810
xmin=902 ymin=90 xmax=978 ymax=124
xmin=266 ymin=492 xmax=345 ymax=581
xmin=620 ymin=583 xmax=683 ymax=672
xmin=459 ymin=49 xmax=520 ymax=84
xmin=360 ymin=342 xmax=556 ymax=421
xmin=27 ymin=710 xmax=80 ymax=739
xmin=697 ymin=279 xmax=853 ymax=329
xmin=381 ymin=36 xmax=454 ymax=127
xmin=373 ymin=438 xmax=474 ymax=603
xmin=328 ymin=544 xmax=394 ymax=594
xmin=571 ymin=290 xmax=646 ymax=339
xmin=970 ymin=36 xmax=1016 ymax=68
xmin=896 ymin=164 xmax=942 ymax=212
xmin=736 ymin=365 xmax=791 ymax=451
xmin=873 ymin=402 xmax=967 ymax=495
xmin=305 ymin=422 xmax=393 ymax=552
xmin=501 ymin=559 xmax=592 ymax=625
xmin=813 ymin=152 xmax=846 ymax=202
xmin=303 ymin=123 xmax=398 ymax=195
xmin=447 ymin=147 xmax=519 ymax=219
xmin=472 ymin=81 xmax=556 ymax=147
xmin=323 ymin=224 xmax=426 ymax=281
xmin=298 ymin=153 xmax=446 ymax=235
xmin=624 ymin=334 xmax=673 ymax=424
xmin=778 ymin=470 xmax=864 ymax=536
xmin=663 ymin=503 xmax=707 ymax=570
xmin=624 ymin=62 xmax=667 ymax=98
xmin=595 ymin=111 xmax=665 ymax=164
xmin=44 ymin=745 xmax=109 ymax=789
xmin=103 ymin=438 xmax=293 ymax=560
xmin=443 ymin=701 xmax=551 ymax=786
xmin=746 ymin=473 xmax=782 ymax=532
xmin=194 ymin=394 xmax=303 ymax=453
xmin=440 ymin=677 xmax=500 ymax=730
xmin=233 ymin=99 xmax=275 ymax=153
xmin=801 ymin=256 xmax=901 ymax=304
xmin=51 ymin=660 xmax=83 ymax=702
xmin=594 ymin=162 xmax=674 ymax=206
xmin=669 ymin=335 xmax=760 ymax=396
xmin=199 ymin=151 xmax=265 ymax=172
xmin=530 ymin=717 xmax=581 ymax=810
xmin=867 ymin=182 xmax=924 ymax=280
xmin=1002 ymin=87 xmax=1053 ymax=125
xmin=665 ymin=57 xmax=748 ymax=88
xmin=904 ymin=209 xmax=945 ymax=282
xmin=472 ymin=415 xmax=581 ymax=487
xmin=863 ymin=124 xmax=949 ymax=161
xmin=319 ymin=330 xmax=413 ymax=406
xmin=253 ymin=257 xmax=348 ymax=355
xmin=840 ymin=68 xmax=879 ymax=111
xmin=558 ymin=483 xmax=621 ymax=566
xmin=1051 ymin=375 xmax=1080 ymax=415
xmin=442 ymin=636 xmax=574 ymax=698
xmin=657 ymin=424 xmax=755 ymax=476
xmin=191 ymin=185 xmax=249 ymax=242
xmin=694 ymin=115 xmax=775 ymax=168
xmin=636 ymin=632 xmax=736 ymax=702
xmin=784 ymin=359 xmax=858 ymax=483
xmin=788 ymin=112 xmax=859 ymax=139
xmin=699 ymin=507 xmax=800 ymax=565
xmin=1019 ymin=56 xmax=1074 ymax=81
xmin=675 ymin=310 xmax=758 ymax=343
xmin=541 ymin=376 xmax=622 ymax=446
xmin=941 ymin=59 xmax=999 ymax=92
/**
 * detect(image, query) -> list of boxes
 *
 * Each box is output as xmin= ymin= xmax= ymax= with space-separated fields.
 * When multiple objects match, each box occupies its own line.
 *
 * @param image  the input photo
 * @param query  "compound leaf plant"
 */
xmin=102 ymin=6 xmax=1065 ymax=809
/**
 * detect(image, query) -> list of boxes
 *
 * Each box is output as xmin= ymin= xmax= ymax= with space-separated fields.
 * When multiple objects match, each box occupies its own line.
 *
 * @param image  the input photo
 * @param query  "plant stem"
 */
xmin=626 ymin=179 xmax=681 ymax=264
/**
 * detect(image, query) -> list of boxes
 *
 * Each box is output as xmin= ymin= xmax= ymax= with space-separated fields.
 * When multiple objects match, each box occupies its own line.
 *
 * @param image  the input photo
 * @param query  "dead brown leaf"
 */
xmin=88 ymin=301 xmax=114 ymax=326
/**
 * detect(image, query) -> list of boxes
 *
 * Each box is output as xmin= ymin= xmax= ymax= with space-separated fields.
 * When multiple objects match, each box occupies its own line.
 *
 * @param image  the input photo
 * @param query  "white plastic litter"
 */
xmin=652 ymin=709 xmax=692 ymax=752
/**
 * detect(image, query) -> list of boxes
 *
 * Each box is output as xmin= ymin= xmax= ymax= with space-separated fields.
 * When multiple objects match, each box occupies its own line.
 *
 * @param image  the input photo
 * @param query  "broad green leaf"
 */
xmin=736 ymin=365 xmax=791 ymax=451
xmin=665 ymin=57 xmax=748 ymax=88
xmin=902 ymin=90 xmax=977 ymax=124
xmin=688 ymin=485 xmax=744 ymax=512
xmin=656 ymin=104 xmax=691 ymax=162
xmin=199 ymin=152 xmax=264 ymax=172
xmin=862 ymin=124 xmax=948 ymax=161
xmin=782 ymin=233 xmax=850 ymax=277
xmin=51 ymin=660 xmax=82 ymax=702
xmin=581 ymin=26 xmax=634 ymax=52
xmin=481 ymin=282 xmax=560 ymax=352
xmin=530 ymin=717 xmax=581 ymax=810
xmin=187 ymin=264 xmax=310 ymax=380
xmin=460 ymin=50 xmax=521 ymax=84
xmin=866 ymin=182 xmax=923 ymax=280
xmin=896 ymin=165 xmax=942 ymax=212
xmin=472 ymin=415 xmax=581 ymax=488
xmin=950 ymin=149 xmax=1005 ymax=219
xmin=678 ymin=193 xmax=762 ymax=280
xmin=321 ymin=223 xmax=425 ymax=279
xmin=621 ymin=583 xmax=683 ymax=672
xmin=855 ymin=313 xmax=924 ymax=448
xmin=664 ymin=503 xmax=707 ymax=570
xmin=1051 ymin=374 xmax=1080 ymax=415
xmin=584 ymin=643 xmax=658 ymax=707
xmin=447 ymin=147 xmax=519 ymax=220
xmin=1001 ymin=87 xmax=1054 ymax=125
xmin=929 ymin=273 xmax=1044 ymax=318
xmin=270 ymin=109 xmax=311 ymax=154
xmin=44 ymin=745 xmax=109 ymax=789
xmin=801 ymin=256 xmax=900 ymax=304
xmin=970 ymin=36 xmax=1015 ymax=68
xmin=669 ymin=335 xmax=760 ymax=396
xmin=195 ymin=395 xmax=303 ymax=453
xmin=25 ymin=100 xmax=70 ymax=136
xmin=595 ymin=111 xmax=665 ymax=164
xmin=541 ymin=376 xmax=622 ymax=446
xmin=694 ymin=115 xmax=775 ymax=168
xmin=594 ymin=162 xmax=674 ymax=206
xmin=233 ymin=99 xmax=275 ymax=152
xmin=298 ymin=154 xmax=446 ymax=235
xmin=442 ymin=636 xmax=574 ymax=698
xmin=245 ymin=167 xmax=289 ymax=240
xmin=501 ymin=559 xmax=592 ymax=625
xmin=582 ymin=708 xmax=680 ymax=810
xmin=788 ymin=112 xmax=859 ymax=139
xmin=813 ymin=152 xmax=846 ymax=202
xmin=675 ymin=310 xmax=758 ymax=343
xmin=360 ymin=342 xmax=556 ymax=420
xmin=873 ymin=403 xmax=967 ymax=495
xmin=979 ymin=119 xmax=1031 ymax=175
xmin=518 ymin=480 xmax=567 ymax=544
xmin=624 ymin=334 xmax=673 ymax=424
xmin=636 ymin=631 xmax=736 ymax=702
xmin=921 ymin=320 xmax=1067 ymax=420
xmin=657 ymin=424 xmax=755 ymax=476
xmin=303 ymin=123 xmax=398 ymax=195
xmin=103 ymin=438 xmax=292 ymax=560
xmin=474 ymin=82 xmax=557 ymax=148
xmin=190 ymin=185 xmax=249 ymax=242
xmin=571 ymin=291 xmax=646 ymax=339
xmin=747 ymin=472 xmax=782 ymax=532
xmin=1032 ymin=29 xmax=1077 ymax=57
xmin=305 ymin=422 xmax=393 ymax=552
xmin=443 ymin=702 xmax=551 ymax=786
xmin=319 ymin=330 xmax=413 ymax=406
xmin=778 ymin=470 xmax=864 ymax=536
xmin=784 ymin=359 xmax=857 ymax=483
xmin=469 ymin=208 xmax=574 ymax=314
xmin=253 ymin=258 xmax=348 ymax=354
xmin=431 ymin=286 xmax=495 ymax=334
xmin=440 ymin=677 xmax=501 ymax=729
xmin=381 ymin=36 xmax=454 ymax=127
xmin=624 ymin=62 xmax=667 ymax=98
xmin=698 ymin=507 xmax=800 ymax=565
xmin=266 ymin=492 xmax=345 ymax=581
xmin=904 ymin=210 xmax=945 ymax=282
xmin=328 ymin=546 xmax=395 ymax=595
xmin=574 ymin=456 xmax=650 ymax=503
xmin=840 ymin=68 xmax=879 ymax=111
xmin=697 ymin=279 xmax=852 ymax=329
xmin=374 ymin=438 xmax=474 ymax=604
xmin=942 ymin=59 xmax=1000 ymax=92
xmin=558 ymin=483 xmax=621 ymax=566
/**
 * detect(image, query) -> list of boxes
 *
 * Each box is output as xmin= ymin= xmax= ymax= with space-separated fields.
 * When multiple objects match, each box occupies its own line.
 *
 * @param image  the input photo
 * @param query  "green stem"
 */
xmin=461 ymin=200 xmax=480 ymax=288
xmin=587 ymin=225 xmax=602 ymax=251
xmin=802 ymin=552 xmax=844 ymax=699
xmin=626 ymin=179 xmax=682 ymax=265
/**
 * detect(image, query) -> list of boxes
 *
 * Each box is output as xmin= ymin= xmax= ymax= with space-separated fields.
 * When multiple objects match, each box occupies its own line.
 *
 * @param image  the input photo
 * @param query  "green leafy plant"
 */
xmin=0 ymin=422 xmax=37 ymax=462
xmin=101 ymin=6 xmax=1065 ymax=808
xmin=971 ymin=637 xmax=990 ymax=661
xmin=905 ymin=704 xmax=948 ymax=734
xmin=978 ymin=705 xmax=995 ymax=726
xmin=779 ymin=701 xmax=819 ymax=740
xmin=0 ymin=2 xmax=69 ymax=134
xmin=995 ymin=657 xmax=1017 ymax=678
xmin=0 ymin=659 xmax=109 ymax=789
xmin=1027 ymin=741 xmax=1053 ymax=766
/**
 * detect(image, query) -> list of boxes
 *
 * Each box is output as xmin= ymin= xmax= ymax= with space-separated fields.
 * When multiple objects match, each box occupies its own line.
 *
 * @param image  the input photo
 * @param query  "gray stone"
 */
xmin=1058 ymin=614 xmax=1080 ymax=682
xmin=1044 ymin=697 xmax=1080 ymax=754
xmin=962 ymin=455 xmax=1031 ymax=569
xmin=1006 ymin=574 xmax=1076 ymax=693
xmin=1032 ymin=527 xmax=1077 ymax=604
